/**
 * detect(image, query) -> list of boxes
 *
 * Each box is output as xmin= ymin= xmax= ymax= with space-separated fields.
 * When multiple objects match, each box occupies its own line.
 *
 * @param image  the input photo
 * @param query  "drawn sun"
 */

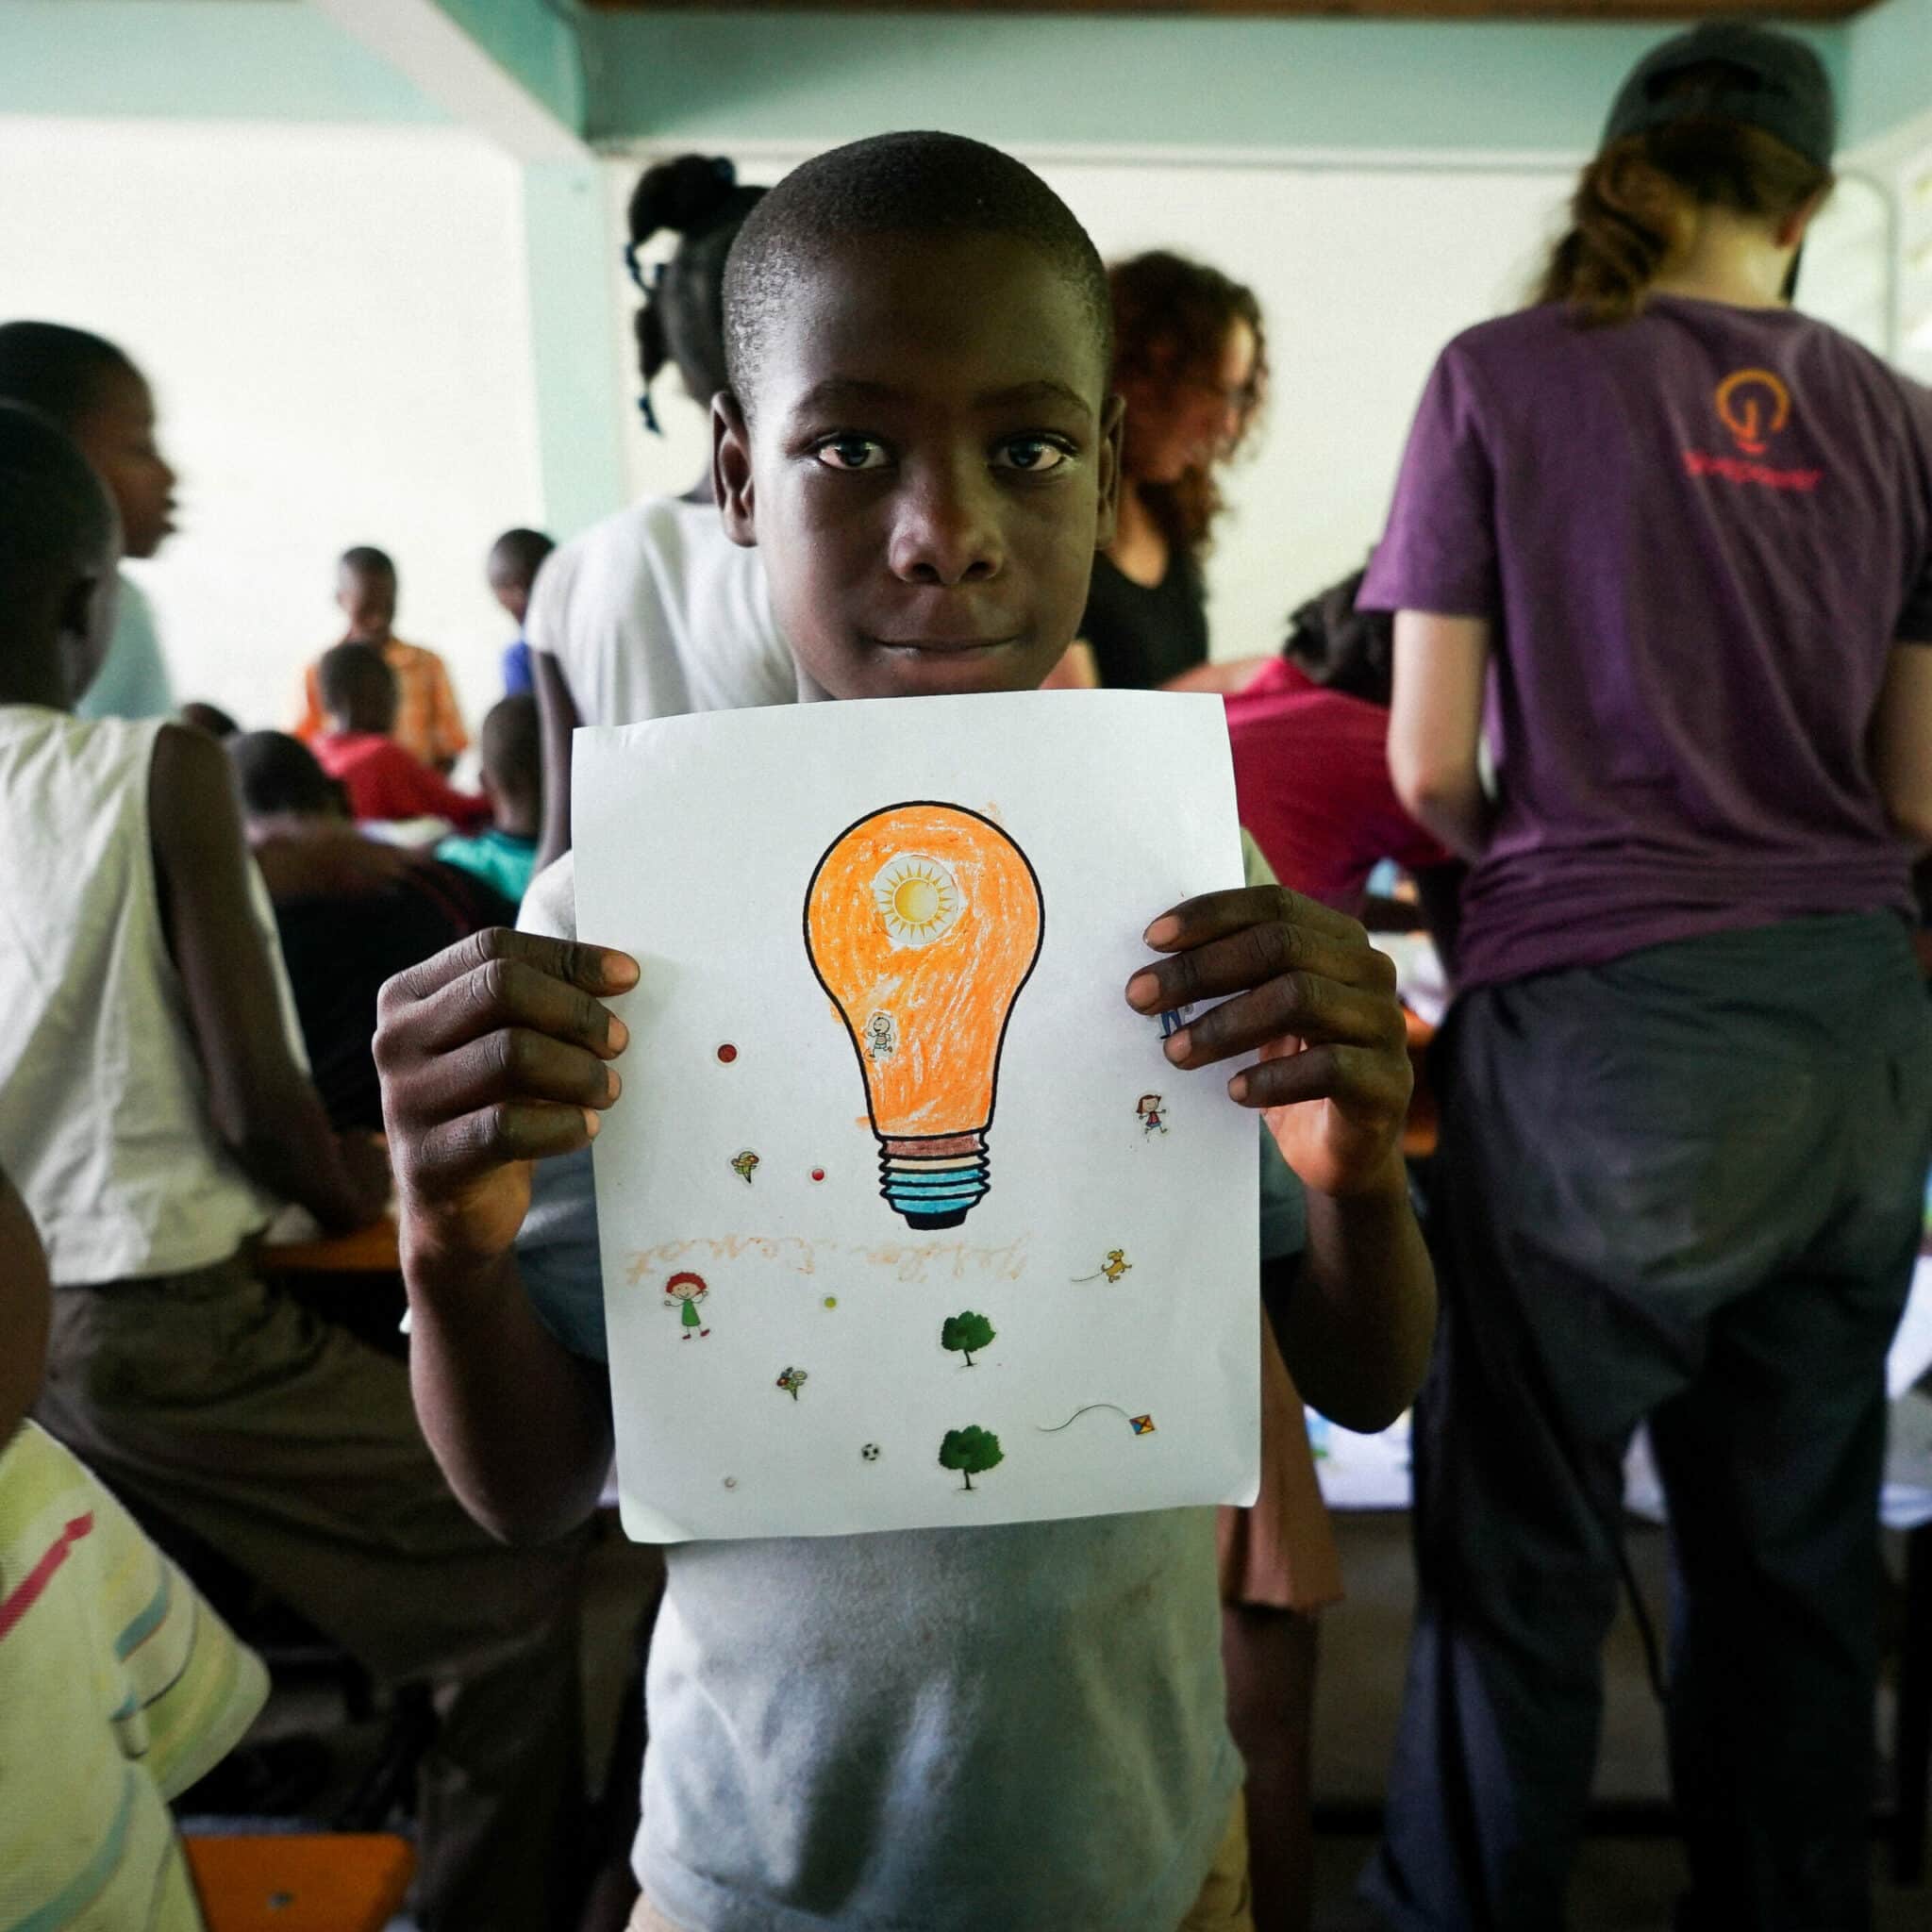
xmin=872 ymin=853 xmax=963 ymax=949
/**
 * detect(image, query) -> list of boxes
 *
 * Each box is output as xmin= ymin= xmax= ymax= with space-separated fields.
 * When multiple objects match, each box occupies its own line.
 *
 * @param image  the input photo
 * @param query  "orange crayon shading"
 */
xmin=804 ymin=802 xmax=1043 ymax=1229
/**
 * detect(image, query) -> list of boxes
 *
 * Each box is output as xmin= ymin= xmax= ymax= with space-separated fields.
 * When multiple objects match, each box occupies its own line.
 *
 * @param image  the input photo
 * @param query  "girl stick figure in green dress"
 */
xmin=666 ymin=1271 xmax=710 ymax=1339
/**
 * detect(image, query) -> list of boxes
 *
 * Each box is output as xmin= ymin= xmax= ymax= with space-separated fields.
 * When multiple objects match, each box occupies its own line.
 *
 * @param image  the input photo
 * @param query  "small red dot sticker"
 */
xmin=716 ymin=1043 xmax=738 ymax=1064
xmin=810 ymin=1167 xmax=825 ymax=1183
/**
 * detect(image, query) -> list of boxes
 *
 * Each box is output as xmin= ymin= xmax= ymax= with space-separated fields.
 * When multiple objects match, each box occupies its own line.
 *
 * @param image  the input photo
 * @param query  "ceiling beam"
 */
xmin=581 ymin=0 xmax=1874 ymax=16
xmin=310 ymin=0 xmax=590 ymax=159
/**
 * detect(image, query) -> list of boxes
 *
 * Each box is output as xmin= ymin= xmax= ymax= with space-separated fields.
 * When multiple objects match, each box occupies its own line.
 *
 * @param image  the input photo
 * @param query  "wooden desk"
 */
xmin=259 ymin=1217 xmax=401 ymax=1275
xmin=185 ymin=1834 xmax=412 ymax=1932
xmin=1402 ymin=1009 xmax=1439 ymax=1159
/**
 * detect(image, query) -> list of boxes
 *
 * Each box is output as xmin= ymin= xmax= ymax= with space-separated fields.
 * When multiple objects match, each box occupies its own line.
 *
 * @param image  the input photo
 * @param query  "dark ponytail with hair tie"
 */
xmin=625 ymin=154 xmax=765 ymax=435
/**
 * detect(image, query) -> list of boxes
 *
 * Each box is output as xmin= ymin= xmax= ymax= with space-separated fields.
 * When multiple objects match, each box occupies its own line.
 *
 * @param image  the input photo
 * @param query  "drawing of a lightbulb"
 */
xmin=804 ymin=801 xmax=1043 ymax=1229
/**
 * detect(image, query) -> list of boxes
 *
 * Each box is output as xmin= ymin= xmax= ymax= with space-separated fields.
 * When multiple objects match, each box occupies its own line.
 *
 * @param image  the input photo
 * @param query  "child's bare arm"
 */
xmin=148 ymin=724 xmax=387 ymax=1234
xmin=0 ymin=1168 xmax=51 ymax=1445
xmin=532 ymin=652 xmax=579 ymax=871
xmin=375 ymin=929 xmax=633 ymax=1541
xmin=1126 ymin=886 xmax=1436 ymax=1431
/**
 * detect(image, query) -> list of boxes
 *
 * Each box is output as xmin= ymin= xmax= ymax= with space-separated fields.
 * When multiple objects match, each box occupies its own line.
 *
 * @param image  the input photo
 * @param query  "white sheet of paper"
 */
xmin=574 ymin=690 xmax=1260 ymax=1541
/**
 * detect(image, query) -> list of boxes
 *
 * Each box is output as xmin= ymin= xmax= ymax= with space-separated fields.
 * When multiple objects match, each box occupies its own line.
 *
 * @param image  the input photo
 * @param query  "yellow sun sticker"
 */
xmin=871 ymin=852 xmax=964 ymax=949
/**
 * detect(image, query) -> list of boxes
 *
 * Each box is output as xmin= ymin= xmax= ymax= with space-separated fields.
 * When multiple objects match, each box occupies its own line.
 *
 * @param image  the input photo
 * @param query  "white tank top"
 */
xmin=0 ymin=707 xmax=294 ymax=1285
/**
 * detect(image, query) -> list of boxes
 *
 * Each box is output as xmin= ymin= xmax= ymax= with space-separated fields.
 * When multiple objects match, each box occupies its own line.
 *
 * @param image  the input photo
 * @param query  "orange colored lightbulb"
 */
xmin=804 ymin=802 xmax=1043 ymax=1228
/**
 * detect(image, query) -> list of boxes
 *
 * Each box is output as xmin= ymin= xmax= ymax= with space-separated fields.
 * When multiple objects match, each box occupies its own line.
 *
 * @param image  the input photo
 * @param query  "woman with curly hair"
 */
xmin=1055 ymin=250 xmax=1267 ymax=691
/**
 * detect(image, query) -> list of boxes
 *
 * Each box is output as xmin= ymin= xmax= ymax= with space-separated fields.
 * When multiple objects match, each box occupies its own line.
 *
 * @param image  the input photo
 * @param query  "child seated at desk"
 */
xmin=230 ymin=729 xmax=514 ymax=1130
xmin=435 ymin=694 xmax=541 ymax=906
xmin=311 ymin=641 xmax=491 ymax=832
xmin=0 ymin=404 xmax=586 ymax=1931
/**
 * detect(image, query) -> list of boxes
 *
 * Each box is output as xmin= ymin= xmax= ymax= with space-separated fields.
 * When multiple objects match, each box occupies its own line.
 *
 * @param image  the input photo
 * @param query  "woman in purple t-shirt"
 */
xmin=1361 ymin=26 xmax=1932 ymax=1932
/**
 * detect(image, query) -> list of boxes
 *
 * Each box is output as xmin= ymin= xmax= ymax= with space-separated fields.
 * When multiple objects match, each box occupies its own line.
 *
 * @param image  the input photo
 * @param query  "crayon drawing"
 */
xmin=571 ymin=691 xmax=1259 ymax=1541
xmin=1038 ymin=1403 xmax=1158 ymax=1440
xmin=665 ymin=1271 xmax=711 ymax=1340
xmin=804 ymin=802 xmax=1044 ymax=1232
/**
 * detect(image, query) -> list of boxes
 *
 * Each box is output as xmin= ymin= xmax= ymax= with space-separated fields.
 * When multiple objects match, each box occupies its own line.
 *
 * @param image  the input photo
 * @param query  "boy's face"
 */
xmin=488 ymin=556 xmax=531 ymax=626
xmin=714 ymin=233 xmax=1121 ymax=701
xmin=70 ymin=364 xmax=176 ymax=562
xmin=338 ymin=563 xmax=397 ymax=637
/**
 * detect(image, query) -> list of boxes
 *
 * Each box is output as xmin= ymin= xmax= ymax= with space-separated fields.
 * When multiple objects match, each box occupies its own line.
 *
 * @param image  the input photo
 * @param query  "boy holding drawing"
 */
xmin=375 ymin=135 xmax=1435 ymax=1930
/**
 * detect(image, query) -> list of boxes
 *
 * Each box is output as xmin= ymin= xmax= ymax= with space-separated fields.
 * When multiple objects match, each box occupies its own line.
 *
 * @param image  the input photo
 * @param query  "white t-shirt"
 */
xmin=525 ymin=496 xmax=796 ymax=726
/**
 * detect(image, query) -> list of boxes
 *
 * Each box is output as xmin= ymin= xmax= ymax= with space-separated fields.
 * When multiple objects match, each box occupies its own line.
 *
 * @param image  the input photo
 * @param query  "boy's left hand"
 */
xmin=1125 ymin=887 xmax=1412 ymax=1200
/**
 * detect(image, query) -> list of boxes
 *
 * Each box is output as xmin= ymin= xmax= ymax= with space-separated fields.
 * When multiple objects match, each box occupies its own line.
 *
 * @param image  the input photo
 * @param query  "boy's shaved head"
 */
xmin=724 ymin=132 xmax=1111 ymax=412
xmin=0 ymin=403 xmax=120 ymax=706
xmin=318 ymin=641 xmax=398 ymax=735
xmin=0 ymin=403 xmax=116 ymax=588
xmin=340 ymin=544 xmax=395 ymax=581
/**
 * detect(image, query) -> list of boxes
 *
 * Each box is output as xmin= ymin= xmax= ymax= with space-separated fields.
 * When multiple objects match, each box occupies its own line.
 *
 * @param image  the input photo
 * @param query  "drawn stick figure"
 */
xmin=666 ymin=1271 xmax=710 ymax=1339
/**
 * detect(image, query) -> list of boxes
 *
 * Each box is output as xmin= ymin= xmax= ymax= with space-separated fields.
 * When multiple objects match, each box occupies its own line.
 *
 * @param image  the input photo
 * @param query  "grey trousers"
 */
xmin=36 ymin=1253 xmax=589 ymax=1932
xmin=1365 ymin=913 xmax=1932 ymax=1932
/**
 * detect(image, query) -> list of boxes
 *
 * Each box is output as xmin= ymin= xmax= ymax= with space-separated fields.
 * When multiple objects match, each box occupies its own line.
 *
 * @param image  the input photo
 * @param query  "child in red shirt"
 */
xmin=312 ymin=642 xmax=490 ymax=831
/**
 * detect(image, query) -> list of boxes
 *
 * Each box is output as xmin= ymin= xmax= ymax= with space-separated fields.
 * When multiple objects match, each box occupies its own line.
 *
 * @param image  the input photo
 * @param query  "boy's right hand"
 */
xmin=375 ymin=930 xmax=636 ymax=1274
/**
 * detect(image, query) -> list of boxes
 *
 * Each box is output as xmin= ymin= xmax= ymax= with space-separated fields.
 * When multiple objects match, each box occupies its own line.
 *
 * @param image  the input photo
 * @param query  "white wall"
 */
xmin=610 ymin=149 xmax=1894 ymax=665
xmin=0 ymin=116 xmax=546 ymax=738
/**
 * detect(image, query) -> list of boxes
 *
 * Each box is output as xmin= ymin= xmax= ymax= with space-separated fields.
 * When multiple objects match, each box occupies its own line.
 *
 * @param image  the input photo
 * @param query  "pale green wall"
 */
xmin=1844 ymin=0 xmax=1932 ymax=149
xmin=523 ymin=160 xmax=629 ymax=539
xmin=581 ymin=13 xmax=1848 ymax=156
xmin=0 ymin=0 xmax=446 ymax=124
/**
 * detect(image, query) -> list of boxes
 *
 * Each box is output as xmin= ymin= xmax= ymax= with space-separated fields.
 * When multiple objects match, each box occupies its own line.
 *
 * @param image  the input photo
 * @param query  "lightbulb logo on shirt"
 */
xmin=1682 ymin=366 xmax=1823 ymax=494
xmin=1715 ymin=368 xmax=1790 ymax=456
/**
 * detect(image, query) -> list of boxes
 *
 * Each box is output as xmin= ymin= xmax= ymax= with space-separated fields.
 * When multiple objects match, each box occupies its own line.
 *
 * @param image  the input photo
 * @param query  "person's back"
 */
xmin=1366 ymin=30 xmax=1932 ymax=1932
xmin=436 ymin=694 xmax=541 ymax=905
xmin=533 ymin=494 xmax=794 ymax=728
xmin=1370 ymin=278 xmax=1932 ymax=989
xmin=231 ymin=731 xmax=514 ymax=1130
xmin=311 ymin=641 xmax=490 ymax=831
xmin=532 ymin=155 xmax=795 ymax=862
xmin=0 ymin=707 xmax=297 ymax=1276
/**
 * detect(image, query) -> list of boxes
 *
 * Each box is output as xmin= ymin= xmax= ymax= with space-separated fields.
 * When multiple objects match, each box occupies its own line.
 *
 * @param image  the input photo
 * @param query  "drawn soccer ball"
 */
xmin=860 ymin=1443 xmax=881 ymax=1462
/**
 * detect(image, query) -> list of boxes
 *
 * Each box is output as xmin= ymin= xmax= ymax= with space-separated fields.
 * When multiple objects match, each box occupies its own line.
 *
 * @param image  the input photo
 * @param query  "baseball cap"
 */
xmin=1603 ymin=23 xmax=1836 ymax=171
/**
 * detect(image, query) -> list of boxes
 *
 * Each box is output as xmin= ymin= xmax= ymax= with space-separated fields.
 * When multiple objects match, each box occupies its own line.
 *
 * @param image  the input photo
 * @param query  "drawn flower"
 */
xmin=776 ymin=1366 xmax=808 ymax=1402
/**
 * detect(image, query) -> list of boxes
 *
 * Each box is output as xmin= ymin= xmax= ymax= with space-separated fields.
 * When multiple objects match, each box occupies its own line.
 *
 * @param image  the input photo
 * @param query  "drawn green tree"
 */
xmin=939 ymin=1425 xmax=1005 ymax=1491
xmin=941 ymin=1310 xmax=996 ymax=1368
